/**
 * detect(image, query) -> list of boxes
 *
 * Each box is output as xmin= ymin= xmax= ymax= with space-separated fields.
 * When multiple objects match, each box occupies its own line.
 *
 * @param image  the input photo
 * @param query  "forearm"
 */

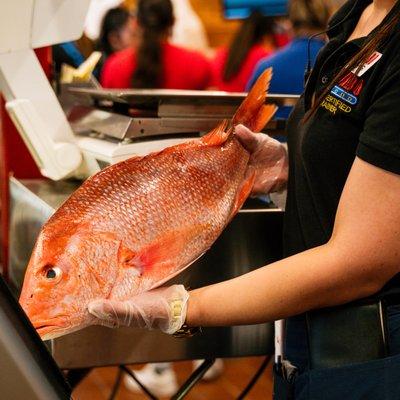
xmin=186 ymin=242 xmax=382 ymax=327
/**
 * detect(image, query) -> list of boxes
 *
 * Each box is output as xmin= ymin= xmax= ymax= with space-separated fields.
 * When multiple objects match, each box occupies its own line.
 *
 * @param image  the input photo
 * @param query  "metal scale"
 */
xmin=65 ymin=85 xmax=296 ymax=165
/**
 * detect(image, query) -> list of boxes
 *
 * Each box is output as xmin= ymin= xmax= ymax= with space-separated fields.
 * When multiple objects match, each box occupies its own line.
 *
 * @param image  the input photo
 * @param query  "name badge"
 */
xmin=352 ymin=51 xmax=382 ymax=77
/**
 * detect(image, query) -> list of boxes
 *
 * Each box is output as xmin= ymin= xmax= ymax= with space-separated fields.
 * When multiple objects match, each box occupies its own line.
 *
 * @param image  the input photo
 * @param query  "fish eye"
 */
xmin=46 ymin=269 xmax=56 ymax=279
xmin=43 ymin=265 xmax=62 ymax=281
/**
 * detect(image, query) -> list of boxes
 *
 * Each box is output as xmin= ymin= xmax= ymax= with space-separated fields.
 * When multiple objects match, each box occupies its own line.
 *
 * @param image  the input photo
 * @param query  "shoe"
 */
xmin=192 ymin=358 xmax=224 ymax=381
xmin=124 ymin=363 xmax=178 ymax=397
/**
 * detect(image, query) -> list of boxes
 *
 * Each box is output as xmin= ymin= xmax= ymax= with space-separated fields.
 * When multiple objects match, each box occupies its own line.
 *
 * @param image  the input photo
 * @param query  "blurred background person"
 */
xmin=53 ymin=3 xmax=133 ymax=82
xmin=247 ymin=0 xmax=342 ymax=95
xmin=96 ymin=6 xmax=134 ymax=74
xmin=210 ymin=12 xmax=281 ymax=92
xmin=84 ymin=0 xmax=122 ymax=41
xmin=170 ymin=0 xmax=210 ymax=56
xmin=101 ymin=0 xmax=211 ymax=89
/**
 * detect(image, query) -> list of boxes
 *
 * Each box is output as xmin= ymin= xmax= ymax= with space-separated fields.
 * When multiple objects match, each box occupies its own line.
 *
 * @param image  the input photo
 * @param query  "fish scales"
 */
xmin=52 ymin=138 xmax=247 ymax=255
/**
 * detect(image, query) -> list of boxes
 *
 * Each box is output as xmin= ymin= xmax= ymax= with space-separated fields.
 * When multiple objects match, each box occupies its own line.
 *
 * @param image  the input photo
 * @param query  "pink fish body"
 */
xmin=19 ymin=70 xmax=276 ymax=340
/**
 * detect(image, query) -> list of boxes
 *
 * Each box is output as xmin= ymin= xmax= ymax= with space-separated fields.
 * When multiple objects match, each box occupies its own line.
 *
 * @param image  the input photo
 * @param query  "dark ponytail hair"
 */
xmin=223 ymin=12 xmax=276 ymax=82
xmin=98 ymin=7 xmax=130 ymax=57
xmin=305 ymin=8 xmax=400 ymax=121
xmin=132 ymin=0 xmax=174 ymax=88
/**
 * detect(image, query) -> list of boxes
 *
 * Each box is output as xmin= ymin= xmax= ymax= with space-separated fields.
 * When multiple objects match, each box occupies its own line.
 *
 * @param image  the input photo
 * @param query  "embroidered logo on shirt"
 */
xmin=330 ymin=71 xmax=365 ymax=106
xmin=321 ymin=95 xmax=352 ymax=114
xmin=321 ymin=51 xmax=382 ymax=115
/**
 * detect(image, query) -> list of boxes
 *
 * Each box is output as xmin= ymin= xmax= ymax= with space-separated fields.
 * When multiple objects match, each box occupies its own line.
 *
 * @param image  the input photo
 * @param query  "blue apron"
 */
xmin=273 ymin=304 xmax=400 ymax=399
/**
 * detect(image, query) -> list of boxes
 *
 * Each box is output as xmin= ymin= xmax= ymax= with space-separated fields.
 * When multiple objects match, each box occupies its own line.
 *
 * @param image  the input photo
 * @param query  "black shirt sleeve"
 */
xmin=357 ymin=60 xmax=400 ymax=175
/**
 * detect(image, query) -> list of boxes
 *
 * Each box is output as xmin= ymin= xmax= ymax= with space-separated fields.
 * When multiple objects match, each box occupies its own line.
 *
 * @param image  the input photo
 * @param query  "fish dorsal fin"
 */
xmin=199 ymin=119 xmax=231 ymax=146
xmin=148 ymin=120 xmax=230 ymax=159
xmin=232 ymin=68 xmax=278 ymax=132
xmin=143 ymin=120 xmax=231 ymax=161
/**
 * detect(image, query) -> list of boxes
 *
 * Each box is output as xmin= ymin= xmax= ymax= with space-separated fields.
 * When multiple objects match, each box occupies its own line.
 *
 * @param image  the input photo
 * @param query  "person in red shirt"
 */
xmin=101 ymin=0 xmax=211 ymax=90
xmin=210 ymin=12 xmax=282 ymax=92
xmin=97 ymin=7 xmax=134 ymax=59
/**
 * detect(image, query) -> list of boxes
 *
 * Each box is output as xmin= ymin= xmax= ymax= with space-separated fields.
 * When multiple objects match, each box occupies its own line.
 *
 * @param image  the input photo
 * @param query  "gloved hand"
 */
xmin=234 ymin=124 xmax=288 ymax=195
xmin=88 ymin=285 xmax=189 ymax=335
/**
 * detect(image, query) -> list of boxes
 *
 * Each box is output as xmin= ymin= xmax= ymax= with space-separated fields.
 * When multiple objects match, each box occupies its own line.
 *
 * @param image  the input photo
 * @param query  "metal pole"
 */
xmin=120 ymin=365 xmax=158 ymax=400
xmin=237 ymin=355 xmax=272 ymax=400
xmin=108 ymin=367 xmax=123 ymax=400
xmin=171 ymin=359 xmax=215 ymax=400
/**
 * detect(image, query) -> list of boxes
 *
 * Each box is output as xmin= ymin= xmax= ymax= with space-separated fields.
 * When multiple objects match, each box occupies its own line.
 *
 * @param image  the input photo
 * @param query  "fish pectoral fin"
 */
xmin=118 ymin=245 xmax=144 ymax=274
xmin=120 ymin=225 xmax=205 ymax=275
xmin=118 ymin=240 xmax=175 ymax=275
xmin=230 ymin=169 xmax=256 ymax=219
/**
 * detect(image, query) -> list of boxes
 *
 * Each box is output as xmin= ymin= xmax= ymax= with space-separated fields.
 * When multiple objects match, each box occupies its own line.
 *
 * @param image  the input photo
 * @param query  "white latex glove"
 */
xmin=235 ymin=124 xmax=288 ymax=195
xmin=88 ymin=285 xmax=189 ymax=335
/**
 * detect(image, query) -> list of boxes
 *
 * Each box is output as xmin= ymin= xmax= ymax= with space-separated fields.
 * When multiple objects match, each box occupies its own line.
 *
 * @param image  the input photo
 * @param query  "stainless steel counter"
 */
xmin=9 ymin=178 xmax=284 ymax=369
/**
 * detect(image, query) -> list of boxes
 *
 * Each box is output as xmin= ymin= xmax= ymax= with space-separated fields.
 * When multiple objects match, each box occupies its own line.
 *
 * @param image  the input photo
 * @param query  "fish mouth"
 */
xmin=32 ymin=319 xmax=65 ymax=340
xmin=35 ymin=324 xmax=73 ymax=341
xmin=36 ymin=324 xmax=59 ymax=337
xmin=32 ymin=319 xmax=86 ymax=341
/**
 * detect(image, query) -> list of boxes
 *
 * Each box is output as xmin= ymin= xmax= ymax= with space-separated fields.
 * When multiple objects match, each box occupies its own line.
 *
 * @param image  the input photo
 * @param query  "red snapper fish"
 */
xmin=19 ymin=70 xmax=277 ymax=340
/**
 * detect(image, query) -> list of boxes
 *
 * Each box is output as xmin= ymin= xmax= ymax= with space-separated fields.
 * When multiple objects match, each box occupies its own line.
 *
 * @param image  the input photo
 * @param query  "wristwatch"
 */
xmin=172 ymin=324 xmax=201 ymax=338
xmin=170 ymin=298 xmax=201 ymax=338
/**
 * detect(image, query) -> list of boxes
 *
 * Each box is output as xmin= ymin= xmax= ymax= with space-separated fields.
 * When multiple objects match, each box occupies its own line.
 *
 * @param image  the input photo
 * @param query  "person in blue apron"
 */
xmin=88 ymin=1 xmax=400 ymax=398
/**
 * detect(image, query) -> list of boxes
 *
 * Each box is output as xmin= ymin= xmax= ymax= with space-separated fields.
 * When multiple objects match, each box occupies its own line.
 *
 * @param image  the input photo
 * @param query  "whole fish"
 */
xmin=19 ymin=70 xmax=276 ymax=340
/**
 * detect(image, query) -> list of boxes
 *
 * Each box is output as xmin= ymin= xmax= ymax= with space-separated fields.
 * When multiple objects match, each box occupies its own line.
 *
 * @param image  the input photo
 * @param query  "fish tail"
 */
xmin=232 ymin=68 xmax=278 ymax=132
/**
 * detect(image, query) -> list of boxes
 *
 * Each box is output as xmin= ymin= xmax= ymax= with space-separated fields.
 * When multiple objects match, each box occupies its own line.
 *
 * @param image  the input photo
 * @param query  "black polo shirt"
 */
xmin=283 ymin=0 xmax=400 ymax=369
xmin=284 ymin=0 xmax=400 ymax=257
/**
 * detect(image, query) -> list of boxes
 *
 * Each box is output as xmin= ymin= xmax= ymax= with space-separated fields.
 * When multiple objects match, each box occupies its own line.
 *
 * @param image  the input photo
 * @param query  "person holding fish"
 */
xmin=87 ymin=0 xmax=400 ymax=398
xmin=209 ymin=11 xmax=280 ymax=92
xmin=19 ymin=0 xmax=400 ymax=398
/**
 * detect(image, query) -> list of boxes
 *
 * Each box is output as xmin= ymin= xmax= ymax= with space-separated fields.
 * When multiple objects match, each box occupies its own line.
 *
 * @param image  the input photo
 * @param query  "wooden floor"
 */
xmin=72 ymin=357 xmax=273 ymax=399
